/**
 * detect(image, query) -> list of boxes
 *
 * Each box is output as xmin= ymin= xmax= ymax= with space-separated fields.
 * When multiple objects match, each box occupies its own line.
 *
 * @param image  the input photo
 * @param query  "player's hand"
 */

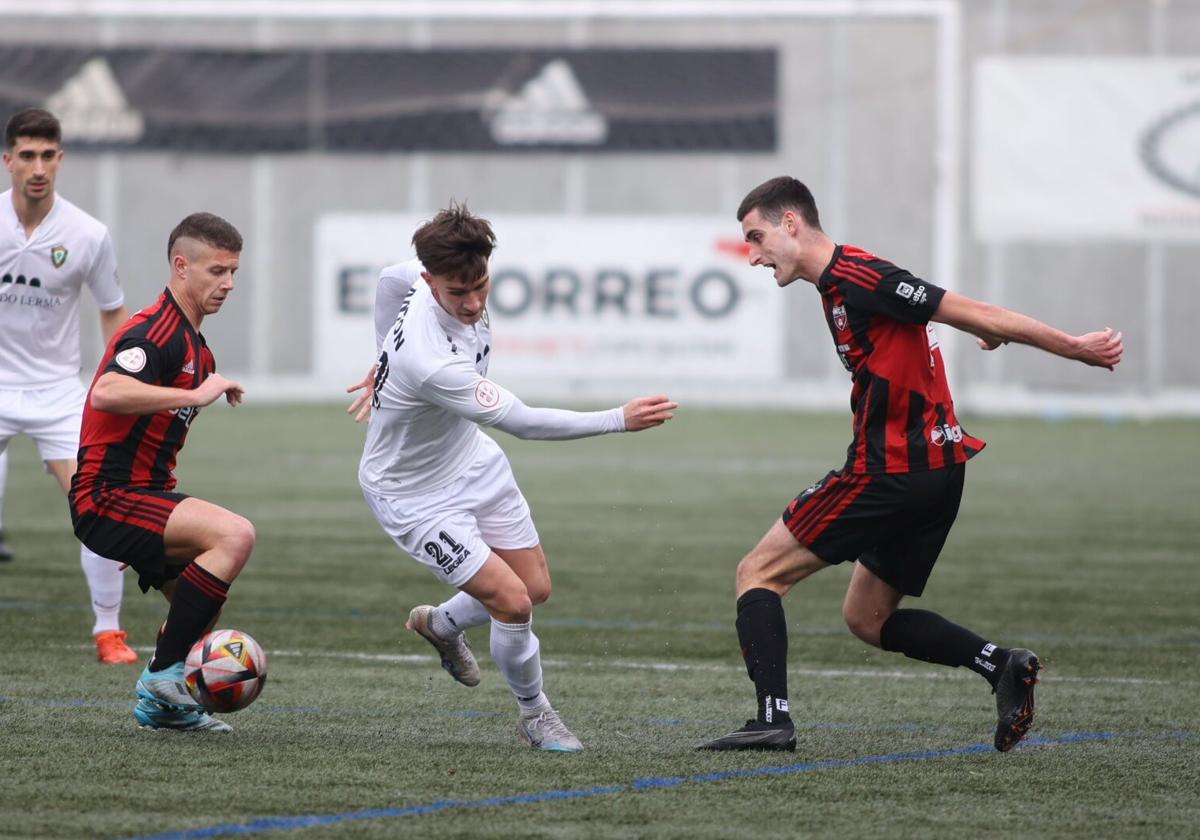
xmin=1073 ymin=327 xmax=1123 ymax=371
xmin=195 ymin=374 xmax=244 ymax=407
xmin=976 ymin=335 xmax=1008 ymax=351
xmin=623 ymin=395 xmax=678 ymax=431
xmin=346 ymin=364 xmax=377 ymax=423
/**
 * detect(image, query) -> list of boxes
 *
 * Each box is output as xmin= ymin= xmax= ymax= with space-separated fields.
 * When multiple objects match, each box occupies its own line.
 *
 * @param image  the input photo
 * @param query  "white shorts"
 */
xmin=361 ymin=435 xmax=540 ymax=588
xmin=0 ymin=379 xmax=86 ymax=462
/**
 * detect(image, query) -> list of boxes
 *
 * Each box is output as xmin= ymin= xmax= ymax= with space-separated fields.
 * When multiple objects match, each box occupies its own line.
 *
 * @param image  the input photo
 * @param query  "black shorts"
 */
xmin=70 ymin=485 xmax=191 ymax=593
xmin=781 ymin=464 xmax=965 ymax=596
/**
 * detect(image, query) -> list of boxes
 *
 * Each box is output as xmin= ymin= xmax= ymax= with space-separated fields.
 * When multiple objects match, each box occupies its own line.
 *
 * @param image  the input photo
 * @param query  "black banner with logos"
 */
xmin=0 ymin=46 xmax=775 ymax=152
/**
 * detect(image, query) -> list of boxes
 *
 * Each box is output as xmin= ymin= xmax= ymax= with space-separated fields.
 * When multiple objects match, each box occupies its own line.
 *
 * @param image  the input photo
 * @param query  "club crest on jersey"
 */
xmin=481 ymin=308 xmax=490 ymax=327
xmin=115 ymin=347 xmax=146 ymax=373
xmin=831 ymin=305 xmax=847 ymax=332
xmin=50 ymin=245 xmax=68 ymax=268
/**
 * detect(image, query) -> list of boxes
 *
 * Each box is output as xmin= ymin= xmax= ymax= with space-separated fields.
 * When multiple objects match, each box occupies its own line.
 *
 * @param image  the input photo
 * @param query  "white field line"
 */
xmin=82 ymin=644 xmax=1187 ymax=687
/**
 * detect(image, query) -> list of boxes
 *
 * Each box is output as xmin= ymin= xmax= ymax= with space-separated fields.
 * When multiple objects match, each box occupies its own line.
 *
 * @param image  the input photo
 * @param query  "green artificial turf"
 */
xmin=1 ymin=405 xmax=1196 ymax=839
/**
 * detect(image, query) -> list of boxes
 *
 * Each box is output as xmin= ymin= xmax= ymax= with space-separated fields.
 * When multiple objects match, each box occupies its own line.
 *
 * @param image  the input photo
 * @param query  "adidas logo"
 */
xmin=45 ymin=57 xmax=144 ymax=143
xmin=181 ymin=360 xmax=195 ymax=375
xmin=487 ymin=59 xmax=607 ymax=146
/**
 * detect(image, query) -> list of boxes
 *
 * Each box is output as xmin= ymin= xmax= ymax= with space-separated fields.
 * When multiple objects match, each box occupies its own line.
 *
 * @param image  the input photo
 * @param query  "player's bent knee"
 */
xmin=490 ymin=590 xmax=533 ymax=624
xmin=735 ymin=553 xmax=768 ymax=593
xmin=220 ymin=516 xmax=256 ymax=565
xmin=843 ymin=607 xmax=884 ymax=647
xmin=527 ymin=579 xmax=551 ymax=606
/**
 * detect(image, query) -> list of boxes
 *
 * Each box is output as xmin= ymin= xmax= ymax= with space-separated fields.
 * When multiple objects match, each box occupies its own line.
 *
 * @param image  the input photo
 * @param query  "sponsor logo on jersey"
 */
xmin=115 ymin=347 xmax=146 ymax=373
xmin=50 ymin=245 xmax=68 ymax=268
xmin=930 ymin=423 xmax=963 ymax=446
xmin=475 ymin=379 xmax=501 ymax=408
xmin=168 ymin=404 xmax=200 ymax=427
xmin=831 ymin=304 xmax=847 ymax=331
xmin=799 ymin=478 xmax=824 ymax=500
xmin=1 ymin=273 xmax=42 ymax=288
xmin=182 ymin=359 xmax=195 ymax=375
xmin=895 ymin=281 xmax=928 ymax=306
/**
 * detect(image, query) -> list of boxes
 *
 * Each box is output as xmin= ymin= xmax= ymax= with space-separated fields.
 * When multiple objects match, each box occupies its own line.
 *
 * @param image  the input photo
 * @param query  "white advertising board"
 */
xmin=314 ymin=215 xmax=784 ymax=392
xmin=973 ymin=58 xmax=1200 ymax=241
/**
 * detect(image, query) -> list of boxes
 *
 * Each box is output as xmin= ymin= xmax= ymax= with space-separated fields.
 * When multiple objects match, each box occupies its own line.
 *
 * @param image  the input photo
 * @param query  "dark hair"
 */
xmin=5 ymin=108 xmax=62 ymax=149
xmin=167 ymin=212 xmax=243 ymax=259
xmin=736 ymin=176 xmax=822 ymax=230
xmin=411 ymin=202 xmax=496 ymax=283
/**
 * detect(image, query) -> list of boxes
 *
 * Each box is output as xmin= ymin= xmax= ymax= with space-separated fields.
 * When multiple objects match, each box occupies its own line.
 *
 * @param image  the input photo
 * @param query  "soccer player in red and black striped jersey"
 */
xmin=699 ymin=177 xmax=1123 ymax=753
xmin=69 ymin=212 xmax=253 ymax=732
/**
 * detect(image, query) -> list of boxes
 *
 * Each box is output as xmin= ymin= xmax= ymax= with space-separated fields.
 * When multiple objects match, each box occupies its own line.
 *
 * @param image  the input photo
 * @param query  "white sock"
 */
xmin=489 ymin=618 xmax=548 ymax=713
xmin=430 ymin=591 xmax=491 ymax=638
xmin=80 ymin=545 xmax=123 ymax=635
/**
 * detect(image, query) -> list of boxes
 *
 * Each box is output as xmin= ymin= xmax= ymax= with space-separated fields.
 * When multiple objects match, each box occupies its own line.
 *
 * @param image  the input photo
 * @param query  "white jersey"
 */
xmin=358 ymin=260 xmax=515 ymax=497
xmin=0 ymin=190 xmax=124 ymax=387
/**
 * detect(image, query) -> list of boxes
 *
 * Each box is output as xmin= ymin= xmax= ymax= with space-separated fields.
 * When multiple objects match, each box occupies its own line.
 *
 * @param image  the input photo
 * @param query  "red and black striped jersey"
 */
xmin=75 ymin=288 xmax=215 ymax=492
xmin=818 ymin=244 xmax=985 ymax=475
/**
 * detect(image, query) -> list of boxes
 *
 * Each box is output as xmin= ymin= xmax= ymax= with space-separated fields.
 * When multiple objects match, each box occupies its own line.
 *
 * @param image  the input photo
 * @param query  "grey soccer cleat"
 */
xmin=406 ymin=605 xmax=480 ymax=687
xmin=517 ymin=707 xmax=583 ymax=753
xmin=993 ymin=648 xmax=1041 ymax=752
xmin=696 ymin=719 xmax=797 ymax=752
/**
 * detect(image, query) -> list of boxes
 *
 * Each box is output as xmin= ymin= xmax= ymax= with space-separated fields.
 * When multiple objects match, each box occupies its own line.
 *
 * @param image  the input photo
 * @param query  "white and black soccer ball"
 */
xmin=184 ymin=629 xmax=268 ymax=713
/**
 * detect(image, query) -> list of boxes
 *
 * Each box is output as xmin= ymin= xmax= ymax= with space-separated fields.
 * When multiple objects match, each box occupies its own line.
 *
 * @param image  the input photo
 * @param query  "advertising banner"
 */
xmin=973 ymin=57 xmax=1200 ymax=241
xmin=314 ymin=215 xmax=783 ymax=389
xmin=0 ymin=46 xmax=775 ymax=152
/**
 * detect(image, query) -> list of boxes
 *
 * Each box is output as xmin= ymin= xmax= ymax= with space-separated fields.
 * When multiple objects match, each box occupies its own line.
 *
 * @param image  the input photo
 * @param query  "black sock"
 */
xmin=879 ymin=608 xmax=1008 ymax=688
xmin=735 ymin=588 xmax=791 ymax=726
xmin=150 ymin=563 xmax=229 ymax=672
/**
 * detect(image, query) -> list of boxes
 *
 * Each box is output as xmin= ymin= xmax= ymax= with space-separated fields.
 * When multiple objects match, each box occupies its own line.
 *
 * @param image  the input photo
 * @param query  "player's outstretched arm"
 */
xmin=91 ymin=371 xmax=244 ymax=414
xmin=345 ymin=363 xmax=378 ymax=423
xmin=490 ymin=394 xmax=677 ymax=440
xmin=932 ymin=291 xmax=1123 ymax=370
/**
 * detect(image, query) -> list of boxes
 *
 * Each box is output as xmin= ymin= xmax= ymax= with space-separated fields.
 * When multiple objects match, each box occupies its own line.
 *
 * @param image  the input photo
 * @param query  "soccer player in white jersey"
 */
xmin=0 ymin=109 xmax=135 ymax=663
xmin=350 ymin=204 xmax=676 ymax=752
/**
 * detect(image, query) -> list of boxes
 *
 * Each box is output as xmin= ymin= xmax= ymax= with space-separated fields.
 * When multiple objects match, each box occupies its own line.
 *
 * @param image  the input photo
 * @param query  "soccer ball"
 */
xmin=184 ymin=629 xmax=268 ymax=713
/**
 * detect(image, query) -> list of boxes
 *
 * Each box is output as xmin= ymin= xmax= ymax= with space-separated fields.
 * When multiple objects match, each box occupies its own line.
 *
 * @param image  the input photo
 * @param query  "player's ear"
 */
xmin=420 ymin=270 xmax=434 ymax=286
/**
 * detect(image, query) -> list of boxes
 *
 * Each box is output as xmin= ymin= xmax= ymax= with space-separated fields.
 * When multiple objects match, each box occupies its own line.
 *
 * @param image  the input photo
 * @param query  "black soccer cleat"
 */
xmin=993 ymin=648 xmax=1041 ymax=752
xmin=696 ymin=719 xmax=796 ymax=752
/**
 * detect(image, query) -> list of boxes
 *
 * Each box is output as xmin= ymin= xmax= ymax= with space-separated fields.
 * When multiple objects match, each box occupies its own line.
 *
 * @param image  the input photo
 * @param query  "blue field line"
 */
xmin=115 ymin=732 xmax=1119 ymax=840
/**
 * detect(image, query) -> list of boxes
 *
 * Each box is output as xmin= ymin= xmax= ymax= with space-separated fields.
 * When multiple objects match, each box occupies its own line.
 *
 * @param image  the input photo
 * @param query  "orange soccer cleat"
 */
xmin=95 ymin=630 xmax=139 ymax=665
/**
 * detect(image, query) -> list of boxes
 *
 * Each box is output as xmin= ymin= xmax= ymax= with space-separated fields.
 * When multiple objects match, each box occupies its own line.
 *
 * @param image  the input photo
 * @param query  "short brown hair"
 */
xmin=736 ymin=176 xmax=822 ymax=230
xmin=167 ymin=212 xmax=243 ymax=260
xmin=411 ymin=202 xmax=496 ymax=283
xmin=5 ymin=108 xmax=62 ymax=149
